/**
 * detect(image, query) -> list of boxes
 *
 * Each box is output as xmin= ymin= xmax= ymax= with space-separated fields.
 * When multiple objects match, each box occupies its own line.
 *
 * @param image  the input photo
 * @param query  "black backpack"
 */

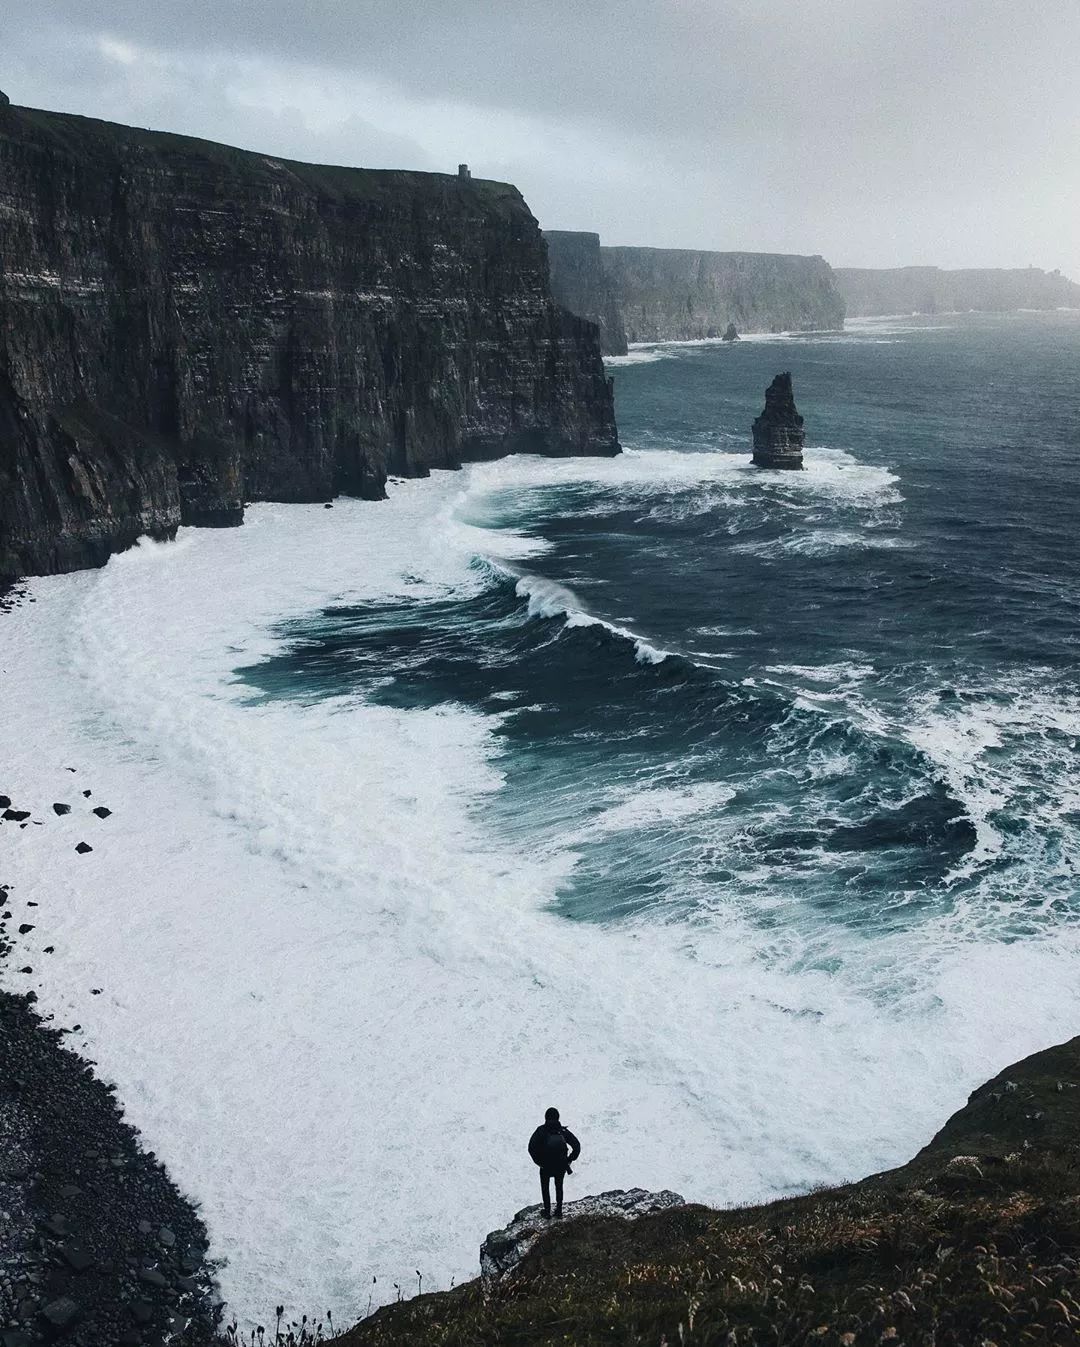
xmin=542 ymin=1127 xmax=568 ymax=1166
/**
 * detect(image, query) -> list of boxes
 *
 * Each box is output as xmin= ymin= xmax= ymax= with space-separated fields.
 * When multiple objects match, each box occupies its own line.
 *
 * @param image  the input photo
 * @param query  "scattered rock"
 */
xmin=480 ymin=1188 xmax=686 ymax=1282
xmin=17 ymin=924 xmax=33 ymax=935
xmin=39 ymin=1296 xmax=81 ymax=1329
xmin=75 ymin=842 xmax=93 ymax=855
xmin=751 ymin=372 xmax=805 ymax=469
xmin=52 ymin=803 xmax=72 ymax=815
xmin=59 ymin=1244 xmax=95 ymax=1273
xmin=82 ymin=790 xmax=92 ymax=799
xmin=91 ymin=807 xmax=111 ymax=819
xmin=0 ymin=795 xmax=11 ymax=808
xmin=3 ymin=809 xmax=30 ymax=822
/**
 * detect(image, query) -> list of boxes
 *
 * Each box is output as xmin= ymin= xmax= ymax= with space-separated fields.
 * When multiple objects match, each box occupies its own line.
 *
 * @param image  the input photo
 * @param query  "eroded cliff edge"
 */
xmin=544 ymin=233 xmax=845 ymax=346
xmin=544 ymin=231 xmax=628 ymax=356
xmin=601 ymin=245 xmax=845 ymax=342
xmin=0 ymin=103 xmax=619 ymax=580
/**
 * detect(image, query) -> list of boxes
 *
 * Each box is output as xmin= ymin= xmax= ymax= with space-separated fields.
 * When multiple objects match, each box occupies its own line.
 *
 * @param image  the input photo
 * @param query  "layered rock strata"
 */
xmin=600 ymin=246 xmax=845 ymax=342
xmin=752 ymin=372 xmax=804 ymax=468
xmin=0 ymin=103 xmax=619 ymax=580
xmin=543 ymin=231 xmax=628 ymax=356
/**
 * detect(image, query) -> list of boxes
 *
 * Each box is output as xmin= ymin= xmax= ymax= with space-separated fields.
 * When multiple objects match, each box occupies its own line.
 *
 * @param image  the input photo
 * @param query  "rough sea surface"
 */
xmin=2 ymin=311 xmax=1079 ymax=1326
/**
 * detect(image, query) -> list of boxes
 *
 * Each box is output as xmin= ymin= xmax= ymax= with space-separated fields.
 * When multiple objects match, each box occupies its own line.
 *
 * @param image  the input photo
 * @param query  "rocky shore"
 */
xmin=0 ymin=732 xmax=218 ymax=1346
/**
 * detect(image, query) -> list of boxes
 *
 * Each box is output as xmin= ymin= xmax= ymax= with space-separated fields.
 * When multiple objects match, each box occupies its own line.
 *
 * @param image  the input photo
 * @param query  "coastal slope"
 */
xmin=837 ymin=265 xmax=1080 ymax=317
xmin=340 ymin=1033 xmax=1080 ymax=1345
xmin=0 ymin=103 xmax=618 ymax=581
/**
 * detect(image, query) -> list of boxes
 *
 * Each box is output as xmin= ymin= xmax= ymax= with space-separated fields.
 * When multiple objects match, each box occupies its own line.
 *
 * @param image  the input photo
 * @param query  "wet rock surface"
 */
xmin=0 ymin=990 xmax=218 ymax=1345
xmin=0 ymin=784 xmax=218 ymax=1345
xmin=479 ymin=1188 xmax=685 ymax=1282
xmin=751 ymin=371 xmax=805 ymax=469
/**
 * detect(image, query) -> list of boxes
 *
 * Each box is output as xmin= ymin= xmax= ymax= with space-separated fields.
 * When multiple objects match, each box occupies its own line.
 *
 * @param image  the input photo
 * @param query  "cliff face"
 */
xmin=0 ymin=104 xmax=619 ymax=580
xmin=599 ymin=246 xmax=845 ymax=342
xmin=837 ymin=265 xmax=1080 ymax=317
xmin=543 ymin=231 xmax=628 ymax=356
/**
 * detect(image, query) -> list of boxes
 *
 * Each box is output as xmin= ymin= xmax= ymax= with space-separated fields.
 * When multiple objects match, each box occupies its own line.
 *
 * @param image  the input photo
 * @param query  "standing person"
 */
xmin=528 ymin=1107 xmax=581 ymax=1219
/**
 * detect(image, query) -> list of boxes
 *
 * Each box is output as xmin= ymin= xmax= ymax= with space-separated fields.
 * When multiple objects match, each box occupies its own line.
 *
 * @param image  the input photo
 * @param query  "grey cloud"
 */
xmin=3 ymin=1 xmax=1079 ymax=278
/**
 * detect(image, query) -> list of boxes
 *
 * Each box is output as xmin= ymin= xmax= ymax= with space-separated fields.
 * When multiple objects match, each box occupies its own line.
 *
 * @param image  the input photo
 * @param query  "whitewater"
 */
xmin=3 ymin=311 xmax=1080 ymax=1326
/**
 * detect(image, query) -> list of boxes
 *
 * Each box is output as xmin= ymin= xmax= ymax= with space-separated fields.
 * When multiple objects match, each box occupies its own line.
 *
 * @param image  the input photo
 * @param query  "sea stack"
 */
xmin=722 ymin=322 xmax=739 ymax=342
xmin=752 ymin=372 xmax=805 ymax=469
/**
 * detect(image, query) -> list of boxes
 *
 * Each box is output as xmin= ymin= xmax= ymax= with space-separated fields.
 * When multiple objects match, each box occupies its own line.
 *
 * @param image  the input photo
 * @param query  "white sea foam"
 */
xmin=3 ymin=454 xmax=1080 ymax=1332
xmin=604 ymin=348 xmax=675 ymax=367
xmin=573 ymin=784 xmax=737 ymax=840
xmin=766 ymin=663 xmax=876 ymax=684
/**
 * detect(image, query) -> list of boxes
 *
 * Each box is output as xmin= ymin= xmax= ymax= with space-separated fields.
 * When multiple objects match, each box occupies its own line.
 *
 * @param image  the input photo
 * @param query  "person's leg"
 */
xmin=540 ymin=1169 xmax=552 ymax=1216
xmin=553 ymin=1169 xmax=564 ymax=1217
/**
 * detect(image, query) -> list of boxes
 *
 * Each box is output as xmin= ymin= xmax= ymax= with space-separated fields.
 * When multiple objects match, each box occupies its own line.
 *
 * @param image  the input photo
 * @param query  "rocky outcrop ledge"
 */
xmin=479 ymin=1188 xmax=685 ymax=1282
xmin=337 ymin=1035 xmax=1080 ymax=1346
xmin=752 ymin=372 xmax=805 ymax=469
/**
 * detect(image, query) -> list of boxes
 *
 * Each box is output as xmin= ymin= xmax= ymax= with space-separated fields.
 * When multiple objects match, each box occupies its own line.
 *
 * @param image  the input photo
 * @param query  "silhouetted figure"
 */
xmin=528 ymin=1107 xmax=581 ymax=1218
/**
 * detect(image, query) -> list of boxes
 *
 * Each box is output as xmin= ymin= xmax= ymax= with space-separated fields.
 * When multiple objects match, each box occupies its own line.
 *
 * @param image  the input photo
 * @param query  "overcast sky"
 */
xmin=5 ymin=1 xmax=1080 ymax=279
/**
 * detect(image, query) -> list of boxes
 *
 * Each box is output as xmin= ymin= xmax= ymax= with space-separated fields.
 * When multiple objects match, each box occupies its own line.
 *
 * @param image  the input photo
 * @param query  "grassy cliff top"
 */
xmin=336 ymin=1036 xmax=1080 ymax=1346
xmin=0 ymin=103 xmax=526 ymax=216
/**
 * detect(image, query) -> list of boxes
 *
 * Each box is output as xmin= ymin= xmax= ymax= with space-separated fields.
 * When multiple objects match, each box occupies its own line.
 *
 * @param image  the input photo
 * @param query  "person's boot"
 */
xmin=554 ymin=1205 xmax=563 ymax=1219
xmin=542 ymin=1205 xmax=551 ymax=1220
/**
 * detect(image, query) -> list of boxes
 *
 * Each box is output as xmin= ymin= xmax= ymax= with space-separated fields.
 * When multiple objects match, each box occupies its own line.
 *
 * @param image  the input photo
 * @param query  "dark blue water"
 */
xmin=242 ymin=313 xmax=1080 ymax=958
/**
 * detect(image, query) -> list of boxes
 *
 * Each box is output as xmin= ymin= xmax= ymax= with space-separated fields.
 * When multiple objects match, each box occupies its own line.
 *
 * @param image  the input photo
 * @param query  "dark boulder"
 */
xmin=751 ymin=372 xmax=805 ymax=469
xmin=40 ymin=1297 xmax=81 ymax=1329
xmin=75 ymin=842 xmax=93 ymax=855
xmin=53 ymin=802 xmax=72 ymax=815
xmin=92 ymin=807 xmax=112 ymax=819
xmin=722 ymin=322 xmax=740 ymax=342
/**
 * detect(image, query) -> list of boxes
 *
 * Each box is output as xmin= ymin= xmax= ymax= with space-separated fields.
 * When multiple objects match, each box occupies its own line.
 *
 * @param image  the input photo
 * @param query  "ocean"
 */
xmin=3 ymin=310 xmax=1080 ymax=1324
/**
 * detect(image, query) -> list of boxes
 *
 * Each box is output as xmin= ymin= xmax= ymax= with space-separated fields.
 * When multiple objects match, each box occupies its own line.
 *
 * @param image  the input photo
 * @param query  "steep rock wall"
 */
xmin=544 ymin=231 xmax=628 ymax=356
xmin=599 ymin=246 xmax=845 ymax=342
xmin=0 ymin=104 xmax=619 ymax=580
xmin=836 ymin=265 xmax=1080 ymax=317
